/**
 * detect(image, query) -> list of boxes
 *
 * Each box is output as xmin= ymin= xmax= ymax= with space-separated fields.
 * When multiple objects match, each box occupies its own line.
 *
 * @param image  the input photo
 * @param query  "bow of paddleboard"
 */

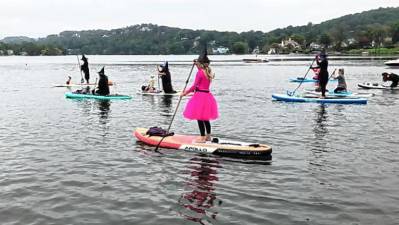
xmin=136 ymin=90 xmax=181 ymax=96
xmin=134 ymin=128 xmax=272 ymax=159
xmin=272 ymin=93 xmax=367 ymax=104
xmin=65 ymin=92 xmax=132 ymax=100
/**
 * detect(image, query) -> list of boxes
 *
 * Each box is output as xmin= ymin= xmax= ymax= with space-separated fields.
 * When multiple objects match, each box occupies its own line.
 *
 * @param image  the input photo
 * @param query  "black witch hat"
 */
xmin=197 ymin=48 xmax=210 ymax=64
xmin=81 ymin=54 xmax=88 ymax=61
xmin=98 ymin=67 xmax=105 ymax=76
xmin=160 ymin=61 xmax=169 ymax=70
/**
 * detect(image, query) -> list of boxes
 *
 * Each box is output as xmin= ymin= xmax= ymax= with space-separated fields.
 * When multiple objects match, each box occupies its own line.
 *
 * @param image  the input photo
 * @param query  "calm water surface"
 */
xmin=0 ymin=55 xmax=398 ymax=225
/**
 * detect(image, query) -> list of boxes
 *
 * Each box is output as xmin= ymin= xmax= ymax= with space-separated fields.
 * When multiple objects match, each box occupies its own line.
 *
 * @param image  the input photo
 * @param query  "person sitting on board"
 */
xmin=142 ymin=75 xmax=157 ymax=93
xmin=66 ymin=76 xmax=72 ymax=85
xmin=80 ymin=54 xmax=90 ymax=84
xmin=158 ymin=61 xmax=177 ymax=93
xmin=332 ymin=68 xmax=347 ymax=93
xmin=382 ymin=72 xmax=399 ymax=88
xmin=311 ymin=50 xmax=329 ymax=98
xmin=181 ymin=49 xmax=219 ymax=143
xmin=93 ymin=67 xmax=110 ymax=96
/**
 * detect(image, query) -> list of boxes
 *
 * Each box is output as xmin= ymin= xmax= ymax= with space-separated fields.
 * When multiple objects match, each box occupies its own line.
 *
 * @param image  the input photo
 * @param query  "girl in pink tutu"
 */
xmin=181 ymin=51 xmax=219 ymax=143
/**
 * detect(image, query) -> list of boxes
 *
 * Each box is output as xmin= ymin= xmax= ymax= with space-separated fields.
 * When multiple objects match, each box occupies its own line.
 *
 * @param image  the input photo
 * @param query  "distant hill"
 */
xmin=1 ymin=7 xmax=399 ymax=55
xmin=1 ymin=36 xmax=35 ymax=44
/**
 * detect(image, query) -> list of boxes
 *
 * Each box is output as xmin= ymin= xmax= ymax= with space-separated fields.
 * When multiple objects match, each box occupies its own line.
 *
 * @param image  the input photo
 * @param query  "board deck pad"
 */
xmin=134 ymin=128 xmax=272 ymax=159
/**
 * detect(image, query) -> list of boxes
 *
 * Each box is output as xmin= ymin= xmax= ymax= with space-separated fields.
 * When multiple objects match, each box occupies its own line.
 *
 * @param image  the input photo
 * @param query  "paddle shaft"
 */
xmin=289 ymin=57 xmax=316 ymax=96
xmin=77 ymin=55 xmax=84 ymax=83
xmin=157 ymin=68 xmax=161 ymax=91
xmin=154 ymin=63 xmax=195 ymax=151
xmin=327 ymin=68 xmax=337 ymax=82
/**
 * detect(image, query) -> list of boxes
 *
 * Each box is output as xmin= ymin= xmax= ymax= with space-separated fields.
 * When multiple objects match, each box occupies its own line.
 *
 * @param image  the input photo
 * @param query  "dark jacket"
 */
xmin=316 ymin=56 xmax=329 ymax=82
xmin=81 ymin=60 xmax=90 ymax=81
xmin=159 ymin=65 xmax=176 ymax=93
xmin=96 ymin=74 xmax=110 ymax=95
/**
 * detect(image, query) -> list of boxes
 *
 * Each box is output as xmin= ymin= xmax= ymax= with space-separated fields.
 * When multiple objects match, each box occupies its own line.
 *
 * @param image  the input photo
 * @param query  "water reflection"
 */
xmin=313 ymin=104 xmax=328 ymax=140
xmin=97 ymin=100 xmax=111 ymax=123
xmin=160 ymin=95 xmax=174 ymax=117
xmin=178 ymin=156 xmax=222 ymax=225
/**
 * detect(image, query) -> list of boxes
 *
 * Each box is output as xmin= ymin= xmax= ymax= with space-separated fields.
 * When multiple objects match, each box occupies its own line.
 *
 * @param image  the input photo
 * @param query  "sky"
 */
xmin=1 ymin=0 xmax=398 ymax=39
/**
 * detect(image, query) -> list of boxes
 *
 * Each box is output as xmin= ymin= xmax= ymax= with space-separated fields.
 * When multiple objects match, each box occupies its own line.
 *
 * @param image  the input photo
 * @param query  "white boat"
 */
xmin=384 ymin=59 xmax=399 ymax=66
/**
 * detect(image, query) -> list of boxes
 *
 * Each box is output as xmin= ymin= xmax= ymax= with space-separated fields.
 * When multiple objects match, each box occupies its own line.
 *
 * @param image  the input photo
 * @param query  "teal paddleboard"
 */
xmin=65 ymin=92 xmax=132 ymax=100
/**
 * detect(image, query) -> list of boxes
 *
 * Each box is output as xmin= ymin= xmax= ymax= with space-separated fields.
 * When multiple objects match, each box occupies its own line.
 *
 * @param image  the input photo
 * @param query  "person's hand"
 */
xmin=180 ymin=91 xmax=186 ymax=97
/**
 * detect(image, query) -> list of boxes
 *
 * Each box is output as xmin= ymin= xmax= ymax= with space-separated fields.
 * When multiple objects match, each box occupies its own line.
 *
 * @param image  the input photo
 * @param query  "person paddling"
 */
xmin=141 ymin=75 xmax=157 ymax=93
xmin=80 ymin=54 xmax=90 ymax=84
xmin=382 ymin=72 xmax=399 ymax=88
xmin=93 ymin=67 xmax=110 ymax=96
xmin=332 ymin=68 xmax=347 ymax=93
xmin=158 ymin=61 xmax=177 ymax=93
xmin=181 ymin=50 xmax=219 ymax=143
xmin=311 ymin=50 xmax=329 ymax=98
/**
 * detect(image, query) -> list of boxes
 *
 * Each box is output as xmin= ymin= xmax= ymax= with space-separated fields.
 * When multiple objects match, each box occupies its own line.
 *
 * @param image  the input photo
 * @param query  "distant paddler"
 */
xmin=92 ymin=67 xmax=110 ymax=96
xmin=311 ymin=49 xmax=329 ymax=98
xmin=382 ymin=72 xmax=399 ymax=88
xmin=80 ymin=54 xmax=90 ymax=84
xmin=157 ymin=61 xmax=177 ymax=94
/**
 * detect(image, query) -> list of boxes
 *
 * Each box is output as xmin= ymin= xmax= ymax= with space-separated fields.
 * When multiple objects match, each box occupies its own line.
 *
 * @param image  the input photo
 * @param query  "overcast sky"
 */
xmin=1 ymin=0 xmax=398 ymax=39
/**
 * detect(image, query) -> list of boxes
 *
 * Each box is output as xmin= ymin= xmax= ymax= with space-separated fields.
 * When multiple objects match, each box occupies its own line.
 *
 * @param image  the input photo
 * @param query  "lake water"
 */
xmin=0 ymin=55 xmax=398 ymax=225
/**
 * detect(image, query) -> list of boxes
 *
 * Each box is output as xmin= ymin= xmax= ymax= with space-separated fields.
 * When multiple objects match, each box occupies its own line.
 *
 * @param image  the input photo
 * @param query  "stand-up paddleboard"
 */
xmin=304 ymin=90 xmax=374 ymax=98
xmin=136 ymin=90 xmax=181 ymax=96
xmin=272 ymin=93 xmax=367 ymax=104
xmin=289 ymin=78 xmax=337 ymax=83
xmin=134 ymin=128 xmax=272 ymax=159
xmin=65 ymin=92 xmax=132 ymax=100
xmin=357 ymin=82 xmax=398 ymax=90
xmin=53 ymin=81 xmax=114 ymax=88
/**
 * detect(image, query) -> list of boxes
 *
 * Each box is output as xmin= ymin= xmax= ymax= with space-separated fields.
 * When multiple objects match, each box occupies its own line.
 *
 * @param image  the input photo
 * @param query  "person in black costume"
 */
xmin=311 ymin=50 xmax=329 ymax=98
xmin=382 ymin=72 xmax=399 ymax=88
xmin=93 ymin=67 xmax=110 ymax=96
xmin=157 ymin=61 xmax=177 ymax=93
xmin=80 ymin=54 xmax=90 ymax=84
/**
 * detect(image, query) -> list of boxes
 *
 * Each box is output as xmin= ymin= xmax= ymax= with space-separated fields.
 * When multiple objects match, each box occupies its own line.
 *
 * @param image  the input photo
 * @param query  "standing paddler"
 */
xmin=181 ymin=50 xmax=219 ymax=143
xmin=311 ymin=50 xmax=329 ymax=98
xmin=157 ymin=61 xmax=177 ymax=93
xmin=80 ymin=54 xmax=90 ymax=84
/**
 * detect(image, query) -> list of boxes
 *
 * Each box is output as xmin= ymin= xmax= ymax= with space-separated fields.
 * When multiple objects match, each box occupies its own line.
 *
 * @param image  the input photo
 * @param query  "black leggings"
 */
xmin=319 ymin=79 xmax=328 ymax=97
xmin=197 ymin=120 xmax=211 ymax=136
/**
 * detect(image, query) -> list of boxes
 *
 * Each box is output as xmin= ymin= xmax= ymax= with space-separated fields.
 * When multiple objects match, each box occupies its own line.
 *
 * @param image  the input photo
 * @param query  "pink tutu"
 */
xmin=183 ymin=92 xmax=219 ymax=121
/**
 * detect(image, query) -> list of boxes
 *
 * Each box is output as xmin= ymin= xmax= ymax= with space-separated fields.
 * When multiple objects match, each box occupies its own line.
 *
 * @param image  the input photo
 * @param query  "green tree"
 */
xmin=232 ymin=42 xmax=248 ymax=54
xmin=319 ymin=33 xmax=332 ymax=48
xmin=391 ymin=22 xmax=399 ymax=44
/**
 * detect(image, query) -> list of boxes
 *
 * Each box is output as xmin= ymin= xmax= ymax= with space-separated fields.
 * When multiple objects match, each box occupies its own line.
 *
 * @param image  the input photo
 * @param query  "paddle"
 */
xmin=77 ymin=55 xmax=84 ymax=83
xmin=328 ymin=68 xmax=338 ymax=83
xmin=287 ymin=57 xmax=316 ymax=96
xmin=154 ymin=62 xmax=196 ymax=152
xmin=157 ymin=67 xmax=161 ymax=92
